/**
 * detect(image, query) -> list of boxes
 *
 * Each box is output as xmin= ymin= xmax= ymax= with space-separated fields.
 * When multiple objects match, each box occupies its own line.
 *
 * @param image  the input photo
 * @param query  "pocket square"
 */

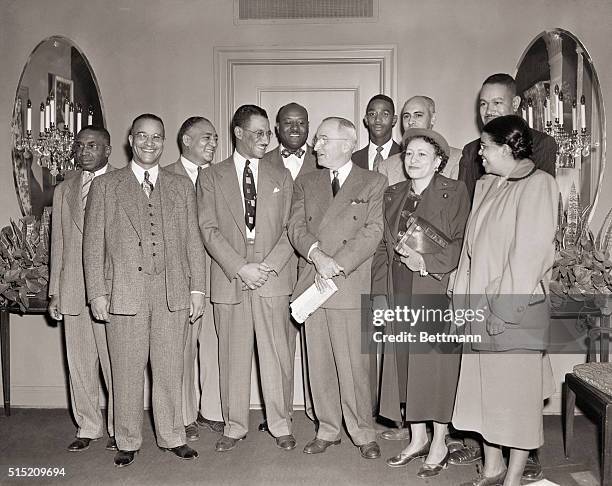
xmin=350 ymin=198 xmax=367 ymax=205
xmin=273 ymin=187 xmax=280 ymax=193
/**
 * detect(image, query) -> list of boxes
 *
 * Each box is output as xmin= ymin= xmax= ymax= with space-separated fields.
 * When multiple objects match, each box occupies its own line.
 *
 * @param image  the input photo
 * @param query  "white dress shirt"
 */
xmin=180 ymin=155 xmax=209 ymax=187
xmin=280 ymin=143 xmax=307 ymax=180
xmin=130 ymin=161 xmax=159 ymax=186
xmin=233 ymin=151 xmax=260 ymax=238
xmin=367 ymin=138 xmax=395 ymax=171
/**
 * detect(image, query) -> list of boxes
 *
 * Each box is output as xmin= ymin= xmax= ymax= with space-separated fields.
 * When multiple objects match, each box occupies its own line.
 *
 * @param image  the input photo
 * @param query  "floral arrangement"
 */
xmin=0 ymin=210 xmax=50 ymax=311
xmin=550 ymin=184 xmax=612 ymax=311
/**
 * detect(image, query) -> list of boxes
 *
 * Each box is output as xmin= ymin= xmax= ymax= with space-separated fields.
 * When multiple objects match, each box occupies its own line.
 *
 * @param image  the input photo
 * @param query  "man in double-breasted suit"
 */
xmin=352 ymin=94 xmax=401 ymax=171
xmin=48 ymin=126 xmax=116 ymax=452
xmin=166 ymin=117 xmax=224 ymax=441
xmin=84 ymin=114 xmax=206 ymax=467
xmin=288 ymin=117 xmax=386 ymax=459
xmin=259 ymin=102 xmax=319 ymax=429
xmin=198 ymin=104 xmax=296 ymax=452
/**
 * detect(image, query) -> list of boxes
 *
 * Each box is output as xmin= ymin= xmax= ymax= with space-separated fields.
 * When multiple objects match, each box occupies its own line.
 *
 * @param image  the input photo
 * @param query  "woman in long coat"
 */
xmin=452 ymin=115 xmax=558 ymax=486
xmin=371 ymin=128 xmax=470 ymax=478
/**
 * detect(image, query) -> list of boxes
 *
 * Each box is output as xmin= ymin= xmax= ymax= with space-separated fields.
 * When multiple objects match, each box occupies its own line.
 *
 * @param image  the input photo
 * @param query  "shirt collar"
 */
xmin=84 ymin=164 xmax=108 ymax=178
xmin=180 ymin=155 xmax=209 ymax=172
xmin=329 ymin=160 xmax=353 ymax=184
xmin=233 ymin=150 xmax=260 ymax=167
xmin=280 ymin=143 xmax=307 ymax=158
xmin=130 ymin=160 xmax=159 ymax=185
xmin=368 ymin=138 xmax=394 ymax=158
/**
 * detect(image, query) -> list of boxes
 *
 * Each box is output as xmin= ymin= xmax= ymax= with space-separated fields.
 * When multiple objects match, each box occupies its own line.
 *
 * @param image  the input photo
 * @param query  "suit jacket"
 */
xmin=261 ymin=144 xmax=321 ymax=289
xmin=377 ymin=146 xmax=462 ymax=186
xmin=352 ymin=140 xmax=401 ymax=170
xmin=83 ymin=165 xmax=207 ymax=315
xmin=49 ymin=165 xmax=117 ymax=315
xmin=453 ymin=161 xmax=558 ymax=351
xmin=458 ymin=128 xmax=557 ymax=201
xmin=288 ymin=163 xmax=386 ymax=309
xmin=197 ymin=155 xmax=294 ymax=304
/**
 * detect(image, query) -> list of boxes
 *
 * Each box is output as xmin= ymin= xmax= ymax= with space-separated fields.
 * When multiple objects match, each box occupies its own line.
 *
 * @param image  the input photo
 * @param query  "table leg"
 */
xmin=0 ymin=309 xmax=10 ymax=416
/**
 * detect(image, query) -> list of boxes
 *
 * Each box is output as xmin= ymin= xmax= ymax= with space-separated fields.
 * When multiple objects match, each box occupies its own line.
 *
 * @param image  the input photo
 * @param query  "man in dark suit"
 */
xmin=198 ymin=105 xmax=296 ymax=453
xmin=352 ymin=94 xmax=401 ymax=171
xmin=258 ymin=103 xmax=319 ymax=432
xmin=288 ymin=116 xmax=386 ymax=460
xmin=84 ymin=114 xmax=206 ymax=467
xmin=458 ymin=73 xmax=557 ymax=201
xmin=48 ymin=126 xmax=116 ymax=452
xmin=165 ymin=117 xmax=224 ymax=441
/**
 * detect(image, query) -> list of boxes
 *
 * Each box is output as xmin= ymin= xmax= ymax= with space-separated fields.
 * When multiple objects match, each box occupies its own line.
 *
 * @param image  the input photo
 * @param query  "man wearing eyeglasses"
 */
xmin=166 ymin=117 xmax=224 ymax=442
xmin=198 ymin=104 xmax=295 ymax=453
xmin=48 ymin=126 xmax=116 ymax=453
xmin=83 ymin=113 xmax=207 ymax=467
xmin=288 ymin=117 xmax=386 ymax=460
xmin=352 ymin=94 xmax=401 ymax=171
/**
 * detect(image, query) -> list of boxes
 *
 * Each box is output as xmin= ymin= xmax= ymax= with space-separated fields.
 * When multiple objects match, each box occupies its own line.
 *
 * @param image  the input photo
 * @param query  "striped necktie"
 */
xmin=373 ymin=145 xmax=383 ymax=172
xmin=82 ymin=171 xmax=95 ymax=209
xmin=142 ymin=170 xmax=154 ymax=198
xmin=243 ymin=160 xmax=256 ymax=231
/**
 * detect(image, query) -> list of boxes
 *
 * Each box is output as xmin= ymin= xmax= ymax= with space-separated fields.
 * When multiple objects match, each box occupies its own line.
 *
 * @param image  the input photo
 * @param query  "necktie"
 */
xmin=81 ymin=171 xmax=95 ymax=209
xmin=142 ymin=170 xmax=154 ymax=198
xmin=195 ymin=165 xmax=205 ymax=187
xmin=243 ymin=160 xmax=256 ymax=231
xmin=373 ymin=145 xmax=383 ymax=172
xmin=281 ymin=148 xmax=305 ymax=158
xmin=331 ymin=170 xmax=340 ymax=197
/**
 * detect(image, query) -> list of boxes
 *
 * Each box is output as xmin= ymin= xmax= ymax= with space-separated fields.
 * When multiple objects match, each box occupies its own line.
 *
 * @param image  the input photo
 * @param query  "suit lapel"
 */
xmin=116 ymin=167 xmax=143 ymax=238
xmin=67 ymin=172 xmax=84 ymax=232
xmin=298 ymin=145 xmax=318 ymax=177
xmin=158 ymin=172 xmax=177 ymax=238
xmin=319 ymin=166 xmax=366 ymax=231
xmin=387 ymin=182 xmax=411 ymax=245
xmin=217 ymin=159 xmax=246 ymax=240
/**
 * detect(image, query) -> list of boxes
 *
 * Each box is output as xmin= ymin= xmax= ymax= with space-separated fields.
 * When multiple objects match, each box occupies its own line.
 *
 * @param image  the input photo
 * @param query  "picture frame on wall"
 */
xmin=49 ymin=74 xmax=74 ymax=128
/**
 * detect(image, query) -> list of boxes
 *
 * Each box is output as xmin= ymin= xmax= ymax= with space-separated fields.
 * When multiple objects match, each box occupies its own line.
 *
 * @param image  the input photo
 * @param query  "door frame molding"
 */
xmin=214 ymin=45 xmax=397 ymax=158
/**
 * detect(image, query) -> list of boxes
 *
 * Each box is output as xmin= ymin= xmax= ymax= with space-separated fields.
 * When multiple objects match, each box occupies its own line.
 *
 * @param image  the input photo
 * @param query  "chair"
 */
xmin=563 ymin=325 xmax=612 ymax=486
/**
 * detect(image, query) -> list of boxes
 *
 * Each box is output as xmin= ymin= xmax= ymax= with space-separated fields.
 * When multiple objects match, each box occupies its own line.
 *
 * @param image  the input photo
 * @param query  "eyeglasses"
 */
xmin=133 ymin=132 xmax=164 ymax=144
xmin=313 ymin=135 xmax=350 ymax=145
xmin=242 ymin=128 xmax=272 ymax=140
xmin=74 ymin=142 xmax=105 ymax=151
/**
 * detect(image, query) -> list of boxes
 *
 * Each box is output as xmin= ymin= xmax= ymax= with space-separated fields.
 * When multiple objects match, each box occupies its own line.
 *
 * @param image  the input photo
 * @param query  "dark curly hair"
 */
xmin=482 ymin=115 xmax=533 ymax=160
xmin=402 ymin=135 xmax=449 ymax=173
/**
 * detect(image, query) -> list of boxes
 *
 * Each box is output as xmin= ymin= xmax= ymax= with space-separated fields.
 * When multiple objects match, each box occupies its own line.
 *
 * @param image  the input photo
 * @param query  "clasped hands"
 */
xmin=311 ymin=248 xmax=344 ymax=293
xmin=238 ymin=262 xmax=275 ymax=291
xmin=395 ymin=245 xmax=428 ymax=276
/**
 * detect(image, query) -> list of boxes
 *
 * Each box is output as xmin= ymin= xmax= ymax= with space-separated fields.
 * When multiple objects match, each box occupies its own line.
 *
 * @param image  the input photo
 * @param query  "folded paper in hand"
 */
xmin=290 ymin=279 xmax=338 ymax=324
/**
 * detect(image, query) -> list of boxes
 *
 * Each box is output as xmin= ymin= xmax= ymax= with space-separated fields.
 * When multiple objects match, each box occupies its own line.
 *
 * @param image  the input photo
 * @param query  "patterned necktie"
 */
xmin=142 ymin=170 xmax=154 ymax=198
xmin=331 ymin=170 xmax=340 ymax=197
xmin=81 ymin=171 xmax=95 ymax=209
xmin=373 ymin=145 xmax=383 ymax=172
xmin=243 ymin=160 xmax=256 ymax=231
xmin=281 ymin=148 xmax=305 ymax=158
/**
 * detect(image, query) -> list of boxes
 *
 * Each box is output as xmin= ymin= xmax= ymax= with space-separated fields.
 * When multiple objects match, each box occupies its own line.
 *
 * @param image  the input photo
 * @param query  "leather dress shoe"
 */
xmin=359 ymin=441 xmax=381 ymax=459
xmin=380 ymin=428 xmax=411 ymax=441
xmin=386 ymin=441 xmax=431 ymax=467
xmin=445 ymin=435 xmax=464 ymax=454
xmin=215 ymin=435 xmax=246 ymax=452
xmin=522 ymin=451 xmax=543 ymax=481
xmin=303 ymin=438 xmax=341 ymax=454
xmin=258 ymin=420 xmax=269 ymax=432
xmin=275 ymin=434 xmax=297 ymax=450
xmin=460 ymin=469 xmax=507 ymax=486
xmin=114 ymin=450 xmax=137 ymax=468
xmin=106 ymin=437 xmax=118 ymax=451
xmin=67 ymin=437 xmax=97 ymax=452
xmin=416 ymin=450 xmax=450 ymax=478
xmin=185 ymin=422 xmax=200 ymax=441
xmin=162 ymin=444 xmax=198 ymax=460
xmin=196 ymin=413 xmax=224 ymax=434
xmin=449 ymin=444 xmax=482 ymax=465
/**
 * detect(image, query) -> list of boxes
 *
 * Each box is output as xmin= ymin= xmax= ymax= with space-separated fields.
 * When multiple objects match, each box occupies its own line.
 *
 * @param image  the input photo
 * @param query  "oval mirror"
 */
xmin=10 ymin=36 xmax=105 ymax=217
xmin=516 ymin=29 xmax=606 ymax=220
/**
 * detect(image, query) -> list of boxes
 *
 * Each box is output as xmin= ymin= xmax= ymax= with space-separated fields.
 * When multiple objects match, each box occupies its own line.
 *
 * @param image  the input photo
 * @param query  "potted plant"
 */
xmin=0 ymin=211 xmax=50 ymax=312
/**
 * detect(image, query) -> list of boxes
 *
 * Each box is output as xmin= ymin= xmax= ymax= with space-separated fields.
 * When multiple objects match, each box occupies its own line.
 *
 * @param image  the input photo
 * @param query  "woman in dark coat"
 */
xmin=371 ymin=128 xmax=470 ymax=478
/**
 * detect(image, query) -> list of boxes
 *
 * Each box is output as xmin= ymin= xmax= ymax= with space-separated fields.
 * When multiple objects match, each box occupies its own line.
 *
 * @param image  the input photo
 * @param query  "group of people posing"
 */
xmin=48 ymin=72 xmax=559 ymax=486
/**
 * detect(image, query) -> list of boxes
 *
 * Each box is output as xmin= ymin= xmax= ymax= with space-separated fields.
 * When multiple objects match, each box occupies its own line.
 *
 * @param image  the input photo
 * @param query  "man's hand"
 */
xmin=189 ymin=293 xmax=206 ymax=324
xmin=259 ymin=262 xmax=277 ymax=276
xmin=314 ymin=273 xmax=334 ymax=293
xmin=311 ymin=248 xmax=344 ymax=279
xmin=90 ymin=295 xmax=110 ymax=322
xmin=486 ymin=313 xmax=506 ymax=336
xmin=238 ymin=263 xmax=269 ymax=290
xmin=48 ymin=295 xmax=63 ymax=321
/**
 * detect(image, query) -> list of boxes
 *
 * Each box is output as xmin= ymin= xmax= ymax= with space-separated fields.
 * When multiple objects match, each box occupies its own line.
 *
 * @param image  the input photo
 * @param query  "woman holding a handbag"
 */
xmin=452 ymin=115 xmax=558 ymax=486
xmin=371 ymin=128 xmax=470 ymax=478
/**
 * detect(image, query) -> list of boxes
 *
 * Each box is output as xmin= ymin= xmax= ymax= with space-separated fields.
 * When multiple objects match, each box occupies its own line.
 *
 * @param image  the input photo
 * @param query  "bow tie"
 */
xmin=281 ymin=148 xmax=305 ymax=158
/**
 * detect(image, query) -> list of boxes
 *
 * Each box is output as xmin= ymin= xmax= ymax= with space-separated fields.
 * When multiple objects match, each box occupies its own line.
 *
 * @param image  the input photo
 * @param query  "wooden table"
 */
xmin=0 ymin=300 xmax=48 ymax=416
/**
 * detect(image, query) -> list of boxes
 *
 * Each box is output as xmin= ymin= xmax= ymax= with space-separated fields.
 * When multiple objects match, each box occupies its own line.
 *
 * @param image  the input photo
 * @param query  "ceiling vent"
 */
xmin=235 ymin=0 xmax=377 ymax=24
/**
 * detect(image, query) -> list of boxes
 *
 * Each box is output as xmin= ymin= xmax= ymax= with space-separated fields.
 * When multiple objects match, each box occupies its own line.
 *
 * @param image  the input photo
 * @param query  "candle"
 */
xmin=572 ymin=100 xmax=577 ymax=131
xmin=76 ymin=109 xmax=82 ymax=134
xmin=87 ymin=107 xmax=93 ymax=126
xmin=580 ymin=95 xmax=587 ymax=130
xmin=527 ymin=99 xmax=533 ymax=129
xmin=558 ymin=91 xmax=564 ymax=127
xmin=26 ymin=100 xmax=32 ymax=132
xmin=544 ymin=99 xmax=550 ymax=124
xmin=39 ymin=103 xmax=44 ymax=135
xmin=69 ymin=102 xmax=74 ymax=133
xmin=45 ymin=99 xmax=50 ymax=130
xmin=521 ymin=107 xmax=527 ymax=121
xmin=554 ymin=85 xmax=560 ymax=120
xmin=64 ymin=101 xmax=69 ymax=129
xmin=50 ymin=96 xmax=56 ymax=126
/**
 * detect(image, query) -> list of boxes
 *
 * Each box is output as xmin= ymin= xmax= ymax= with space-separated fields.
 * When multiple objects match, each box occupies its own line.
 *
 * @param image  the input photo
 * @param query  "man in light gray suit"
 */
xmin=48 ymin=126 xmax=116 ymax=452
xmin=198 ymin=104 xmax=295 ymax=452
xmin=84 ymin=114 xmax=206 ymax=467
xmin=288 ymin=117 xmax=385 ymax=460
xmin=166 ymin=116 xmax=224 ymax=441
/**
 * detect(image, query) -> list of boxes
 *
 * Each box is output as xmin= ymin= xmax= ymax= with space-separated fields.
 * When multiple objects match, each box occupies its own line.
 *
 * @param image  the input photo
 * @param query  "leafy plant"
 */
xmin=0 ymin=211 xmax=50 ymax=312
xmin=550 ymin=185 xmax=612 ymax=312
